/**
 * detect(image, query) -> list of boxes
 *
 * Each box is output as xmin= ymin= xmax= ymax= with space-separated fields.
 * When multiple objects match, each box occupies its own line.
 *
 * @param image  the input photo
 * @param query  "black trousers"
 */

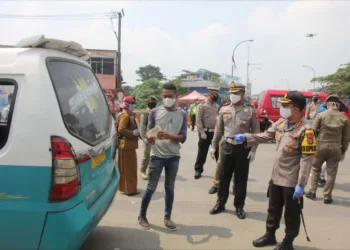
xmin=194 ymin=131 xmax=217 ymax=173
xmin=191 ymin=115 xmax=196 ymax=130
xmin=266 ymin=183 xmax=302 ymax=240
xmin=217 ymin=142 xmax=250 ymax=209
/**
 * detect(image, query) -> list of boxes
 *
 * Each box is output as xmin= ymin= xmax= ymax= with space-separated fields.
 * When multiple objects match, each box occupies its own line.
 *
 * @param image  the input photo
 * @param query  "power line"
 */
xmin=0 ymin=12 xmax=112 ymax=20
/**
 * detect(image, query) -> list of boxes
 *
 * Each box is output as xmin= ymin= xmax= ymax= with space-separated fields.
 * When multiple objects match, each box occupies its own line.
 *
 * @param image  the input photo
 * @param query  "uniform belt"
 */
xmin=225 ymin=138 xmax=237 ymax=145
xmin=204 ymin=128 xmax=215 ymax=132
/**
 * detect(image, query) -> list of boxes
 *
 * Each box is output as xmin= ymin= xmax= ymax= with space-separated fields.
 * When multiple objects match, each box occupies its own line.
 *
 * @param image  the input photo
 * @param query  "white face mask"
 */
xmin=280 ymin=106 xmax=292 ymax=118
xmin=230 ymin=94 xmax=241 ymax=104
xmin=163 ymin=98 xmax=176 ymax=108
xmin=129 ymin=104 xmax=136 ymax=111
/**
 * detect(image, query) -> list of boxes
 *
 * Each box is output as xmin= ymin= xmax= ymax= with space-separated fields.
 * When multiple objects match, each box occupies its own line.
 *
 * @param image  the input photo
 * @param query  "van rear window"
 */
xmin=0 ymin=82 xmax=16 ymax=150
xmin=47 ymin=60 xmax=111 ymax=145
xmin=270 ymin=96 xmax=283 ymax=108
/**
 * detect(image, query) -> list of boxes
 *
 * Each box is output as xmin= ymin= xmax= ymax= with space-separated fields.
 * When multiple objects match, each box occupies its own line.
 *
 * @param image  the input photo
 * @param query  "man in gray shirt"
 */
xmin=138 ymin=83 xmax=187 ymax=231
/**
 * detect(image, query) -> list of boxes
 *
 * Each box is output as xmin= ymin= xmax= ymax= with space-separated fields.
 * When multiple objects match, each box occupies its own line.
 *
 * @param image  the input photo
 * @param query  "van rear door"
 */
xmin=47 ymin=59 xmax=116 ymax=207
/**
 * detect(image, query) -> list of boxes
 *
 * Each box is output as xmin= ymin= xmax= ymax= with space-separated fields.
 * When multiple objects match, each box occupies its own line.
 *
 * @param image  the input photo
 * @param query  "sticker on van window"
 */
xmin=68 ymin=76 xmax=100 ymax=114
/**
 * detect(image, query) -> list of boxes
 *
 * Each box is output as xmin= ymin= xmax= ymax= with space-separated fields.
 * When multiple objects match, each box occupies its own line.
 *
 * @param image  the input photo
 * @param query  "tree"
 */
xmin=123 ymin=85 xmax=135 ymax=96
xmin=134 ymin=78 xmax=163 ymax=108
xmin=312 ymin=64 xmax=350 ymax=96
xmin=136 ymin=65 xmax=166 ymax=82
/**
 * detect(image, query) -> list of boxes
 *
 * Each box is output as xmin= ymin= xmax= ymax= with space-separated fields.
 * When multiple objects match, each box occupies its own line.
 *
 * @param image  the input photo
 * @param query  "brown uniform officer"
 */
xmin=306 ymin=95 xmax=349 ymax=204
xmin=230 ymin=91 xmax=316 ymax=250
xmin=194 ymin=88 xmax=219 ymax=179
xmin=306 ymin=92 xmax=320 ymax=120
xmin=140 ymin=96 xmax=158 ymax=180
xmin=209 ymin=81 xmax=260 ymax=220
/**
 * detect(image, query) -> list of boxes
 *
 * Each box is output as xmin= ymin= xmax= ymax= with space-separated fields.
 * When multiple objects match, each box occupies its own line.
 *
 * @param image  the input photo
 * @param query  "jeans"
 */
xmin=140 ymin=156 xmax=180 ymax=220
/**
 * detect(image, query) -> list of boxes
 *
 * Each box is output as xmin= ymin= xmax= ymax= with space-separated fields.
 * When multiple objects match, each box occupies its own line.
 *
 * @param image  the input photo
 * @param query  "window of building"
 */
xmin=86 ymin=56 xmax=115 ymax=75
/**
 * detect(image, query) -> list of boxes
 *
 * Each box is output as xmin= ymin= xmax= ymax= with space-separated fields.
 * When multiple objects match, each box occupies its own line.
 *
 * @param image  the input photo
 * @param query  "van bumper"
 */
xmin=39 ymin=169 xmax=119 ymax=250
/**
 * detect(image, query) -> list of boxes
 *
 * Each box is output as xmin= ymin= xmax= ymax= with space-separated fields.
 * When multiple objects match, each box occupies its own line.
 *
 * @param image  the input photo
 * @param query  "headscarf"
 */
xmin=120 ymin=96 xmax=135 ymax=110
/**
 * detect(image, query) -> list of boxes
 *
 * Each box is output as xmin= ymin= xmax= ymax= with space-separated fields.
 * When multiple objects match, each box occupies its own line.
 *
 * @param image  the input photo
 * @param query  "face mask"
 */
xmin=280 ymin=106 xmax=292 ymax=118
xmin=230 ymin=94 xmax=241 ymax=104
xmin=129 ymin=104 xmax=136 ymax=111
xmin=163 ymin=98 xmax=176 ymax=108
xmin=148 ymin=103 xmax=156 ymax=109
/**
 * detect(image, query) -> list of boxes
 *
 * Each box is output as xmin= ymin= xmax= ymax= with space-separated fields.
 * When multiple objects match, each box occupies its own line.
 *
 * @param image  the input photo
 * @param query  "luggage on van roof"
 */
xmin=15 ymin=34 xmax=89 ymax=59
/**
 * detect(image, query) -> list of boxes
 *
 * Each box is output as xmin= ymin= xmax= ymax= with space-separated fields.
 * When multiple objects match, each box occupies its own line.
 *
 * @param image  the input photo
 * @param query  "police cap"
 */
xmin=325 ymin=94 xmax=340 ymax=104
xmin=229 ymin=81 xmax=246 ymax=93
xmin=148 ymin=95 xmax=157 ymax=104
xmin=277 ymin=91 xmax=306 ymax=110
xmin=207 ymin=87 xmax=220 ymax=93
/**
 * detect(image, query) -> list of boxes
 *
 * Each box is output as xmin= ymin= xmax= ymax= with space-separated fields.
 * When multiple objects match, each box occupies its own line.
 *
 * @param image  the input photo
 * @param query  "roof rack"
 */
xmin=15 ymin=34 xmax=89 ymax=59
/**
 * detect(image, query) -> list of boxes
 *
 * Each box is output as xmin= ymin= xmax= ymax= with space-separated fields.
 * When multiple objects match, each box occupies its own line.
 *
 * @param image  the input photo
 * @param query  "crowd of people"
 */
xmin=113 ymin=81 xmax=349 ymax=250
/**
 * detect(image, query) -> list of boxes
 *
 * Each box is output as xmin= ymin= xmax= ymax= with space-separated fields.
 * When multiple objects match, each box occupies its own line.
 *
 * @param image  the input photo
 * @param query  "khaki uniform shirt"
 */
xmin=313 ymin=109 xmax=350 ymax=153
xmin=245 ymin=117 xmax=315 ymax=187
xmin=306 ymin=102 xmax=320 ymax=120
xmin=212 ymin=104 xmax=260 ymax=152
xmin=118 ymin=112 xmax=139 ymax=150
xmin=140 ymin=108 xmax=151 ymax=138
xmin=196 ymin=101 xmax=218 ymax=135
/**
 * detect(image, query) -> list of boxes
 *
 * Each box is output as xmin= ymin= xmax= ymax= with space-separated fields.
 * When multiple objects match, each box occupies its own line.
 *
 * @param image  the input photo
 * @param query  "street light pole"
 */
xmin=302 ymin=65 xmax=316 ymax=89
xmin=231 ymin=39 xmax=253 ymax=76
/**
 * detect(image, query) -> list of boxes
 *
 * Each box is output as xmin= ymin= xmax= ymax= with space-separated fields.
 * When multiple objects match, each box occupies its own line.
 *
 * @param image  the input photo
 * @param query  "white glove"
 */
xmin=340 ymin=154 xmax=345 ymax=162
xmin=200 ymin=133 xmax=207 ymax=140
xmin=210 ymin=147 xmax=216 ymax=160
xmin=143 ymin=138 xmax=148 ymax=144
xmin=133 ymin=129 xmax=140 ymax=137
xmin=247 ymin=151 xmax=255 ymax=163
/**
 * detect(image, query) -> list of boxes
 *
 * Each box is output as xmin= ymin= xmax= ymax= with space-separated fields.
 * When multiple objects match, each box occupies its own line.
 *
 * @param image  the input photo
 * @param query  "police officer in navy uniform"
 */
xmin=209 ymin=81 xmax=260 ymax=219
xmin=230 ymin=91 xmax=316 ymax=250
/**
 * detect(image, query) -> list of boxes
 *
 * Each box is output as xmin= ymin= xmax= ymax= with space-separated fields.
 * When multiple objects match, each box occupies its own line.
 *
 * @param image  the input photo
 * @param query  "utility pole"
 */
xmin=117 ymin=10 xmax=123 ymax=90
xmin=111 ymin=9 xmax=124 ymax=90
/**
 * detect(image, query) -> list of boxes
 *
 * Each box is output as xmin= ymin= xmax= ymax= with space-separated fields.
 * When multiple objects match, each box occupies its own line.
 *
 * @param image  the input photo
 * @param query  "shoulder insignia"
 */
xmin=301 ymin=129 xmax=316 ymax=155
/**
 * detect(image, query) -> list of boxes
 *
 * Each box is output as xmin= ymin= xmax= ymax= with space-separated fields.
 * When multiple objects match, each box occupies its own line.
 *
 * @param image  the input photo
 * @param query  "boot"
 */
xmin=274 ymin=238 xmax=294 ymax=250
xmin=252 ymin=232 xmax=277 ymax=247
xmin=305 ymin=191 xmax=316 ymax=200
xmin=210 ymin=202 xmax=225 ymax=215
xmin=208 ymin=186 xmax=218 ymax=194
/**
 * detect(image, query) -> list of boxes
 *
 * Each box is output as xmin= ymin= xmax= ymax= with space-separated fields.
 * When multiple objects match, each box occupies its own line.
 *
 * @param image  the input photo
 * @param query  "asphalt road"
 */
xmin=81 ymin=129 xmax=350 ymax=250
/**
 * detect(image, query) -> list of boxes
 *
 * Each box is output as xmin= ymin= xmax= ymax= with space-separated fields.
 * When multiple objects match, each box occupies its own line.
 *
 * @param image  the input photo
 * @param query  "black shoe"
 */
xmin=318 ymin=179 xmax=326 ymax=187
xmin=252 ymin=233 xmax=277 ymax=248
xmin=236 ymin=208 xmax=246 ymax=219
xmin=324 ymin=197 xmax=333 ymax=204
xmin=305 ymin=191 xmax=316 ymax=200
xmin=208 ymin=186 xmax=218 ymax=194
xmin=194 ymin=170 xmax=202 ymax=179
xmin=210 ymin=204 xmax=225 ymax=215
xmin=274 ymin=238 xmax=294 ymax=250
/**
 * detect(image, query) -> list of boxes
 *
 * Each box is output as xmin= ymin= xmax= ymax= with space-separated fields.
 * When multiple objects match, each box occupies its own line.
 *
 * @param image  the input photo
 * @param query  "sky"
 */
xmin=0 ymin=0 xmax=349 ymax=95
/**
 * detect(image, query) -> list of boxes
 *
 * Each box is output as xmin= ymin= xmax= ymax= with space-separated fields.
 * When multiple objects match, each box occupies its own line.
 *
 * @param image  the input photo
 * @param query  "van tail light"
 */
xmin=49 ymin=136 xmax=80 ymax=201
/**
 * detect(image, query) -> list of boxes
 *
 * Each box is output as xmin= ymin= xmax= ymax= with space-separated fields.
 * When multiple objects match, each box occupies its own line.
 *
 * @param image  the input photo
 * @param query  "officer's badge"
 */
xmin=301 ymin=129 xmax=316 ymax=155
xmin=296 ymin=121 xmax=302 ymax=128
xmin=306 ymin=132 xmax=314 ymax=145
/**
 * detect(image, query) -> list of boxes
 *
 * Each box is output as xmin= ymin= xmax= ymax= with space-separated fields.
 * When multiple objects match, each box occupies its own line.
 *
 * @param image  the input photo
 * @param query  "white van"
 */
xmin=0 ymin=35 xmax=119 ymax=250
